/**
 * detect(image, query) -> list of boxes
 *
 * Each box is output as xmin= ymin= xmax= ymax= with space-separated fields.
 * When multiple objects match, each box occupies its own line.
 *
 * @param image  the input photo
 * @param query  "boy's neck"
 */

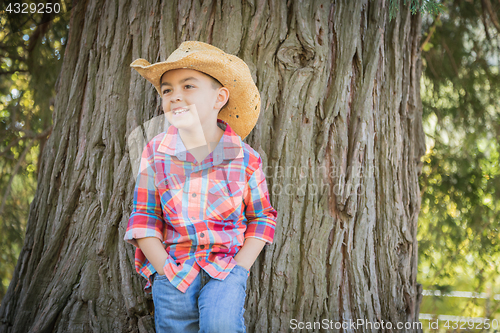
xmin=177 ymin=120 xmax=224 ymax=163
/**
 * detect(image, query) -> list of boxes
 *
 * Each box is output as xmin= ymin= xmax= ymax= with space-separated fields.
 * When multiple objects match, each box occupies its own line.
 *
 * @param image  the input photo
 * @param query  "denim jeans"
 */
xmin=151 ymin=264 xmax=249 ymax=333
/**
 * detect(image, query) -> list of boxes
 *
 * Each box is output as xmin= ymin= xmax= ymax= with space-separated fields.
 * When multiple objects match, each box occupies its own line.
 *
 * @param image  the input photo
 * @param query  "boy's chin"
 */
xmin=167 ymin=115 xmax=197 ymax=129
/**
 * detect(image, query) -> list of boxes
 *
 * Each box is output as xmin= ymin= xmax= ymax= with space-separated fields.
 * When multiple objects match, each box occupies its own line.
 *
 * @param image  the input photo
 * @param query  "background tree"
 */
xmin=0 ymin=0 xmax=440 ymax=332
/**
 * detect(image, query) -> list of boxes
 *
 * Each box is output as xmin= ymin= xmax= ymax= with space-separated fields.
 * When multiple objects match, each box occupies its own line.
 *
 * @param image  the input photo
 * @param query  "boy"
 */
xmin=123 ymin=41 xmax=278 ymax=333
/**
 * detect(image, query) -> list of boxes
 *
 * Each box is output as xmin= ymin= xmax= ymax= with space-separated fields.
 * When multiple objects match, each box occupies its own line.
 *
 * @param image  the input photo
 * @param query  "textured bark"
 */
xmin=0 ymin=0 xmax=426 ymax=332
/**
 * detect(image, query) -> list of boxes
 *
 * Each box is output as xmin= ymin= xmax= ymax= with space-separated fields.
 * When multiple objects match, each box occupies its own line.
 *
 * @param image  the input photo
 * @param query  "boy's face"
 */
xmin=160 ymin=69 xmax=229 ymax=130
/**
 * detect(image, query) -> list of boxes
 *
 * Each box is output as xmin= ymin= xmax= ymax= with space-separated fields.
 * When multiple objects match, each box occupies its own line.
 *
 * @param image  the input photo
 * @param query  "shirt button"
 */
xmin=192 ymin=193 xmax=197 ymax=197
xmin=200 ymin=232 xmax=205 ymax=238
xmin=200 ymin=245 xmax=205 ymax=249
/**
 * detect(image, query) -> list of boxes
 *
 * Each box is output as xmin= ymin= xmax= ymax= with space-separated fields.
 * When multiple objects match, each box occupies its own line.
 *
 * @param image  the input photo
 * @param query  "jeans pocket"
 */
xmin=234 ymin=264 xmax=250 ymax=275
xmin=155 ymin=273 xmax=168 ymax=281
xmin=233 ymin=265 xmax=250 ymax=289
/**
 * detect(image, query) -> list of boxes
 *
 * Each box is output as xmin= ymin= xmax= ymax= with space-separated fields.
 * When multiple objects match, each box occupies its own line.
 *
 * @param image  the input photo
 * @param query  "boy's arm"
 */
xmin=124 ymin=143 xmax=170 ymax=275
xmin=234 ymin=155 xmax=278 ymax=271
xmin=233 ymin=238 xmax=266 ymax=270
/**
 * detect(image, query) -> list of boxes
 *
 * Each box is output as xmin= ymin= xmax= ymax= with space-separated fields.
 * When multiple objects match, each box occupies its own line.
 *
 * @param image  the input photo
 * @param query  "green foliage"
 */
xmin=387 ymin=0 xmax=445 ymax=21
xmin=0 ymin=0 xmax=71 ymax=302
xmin=370 ymin=0 xmax=446 ymax=21
xmin=418 ymin=0 xmax=500 ymax=321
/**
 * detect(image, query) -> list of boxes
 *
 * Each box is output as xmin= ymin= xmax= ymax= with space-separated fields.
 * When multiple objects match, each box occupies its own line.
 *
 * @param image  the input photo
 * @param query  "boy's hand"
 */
xmin=136 ymin=237 xmax=170 ymax=275
xmin=233 ymin=238 xmax=267 ymax=271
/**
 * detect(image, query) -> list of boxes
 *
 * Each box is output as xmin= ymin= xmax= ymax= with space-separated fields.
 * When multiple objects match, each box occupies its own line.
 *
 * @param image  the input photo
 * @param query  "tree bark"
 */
xmin=0 ymin=0 xmax=426 ymax=332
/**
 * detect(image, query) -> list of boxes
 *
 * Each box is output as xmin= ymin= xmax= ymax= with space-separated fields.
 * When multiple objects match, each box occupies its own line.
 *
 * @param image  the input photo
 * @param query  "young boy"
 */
xmin=123 ymin=41 xmax=278 ymax=333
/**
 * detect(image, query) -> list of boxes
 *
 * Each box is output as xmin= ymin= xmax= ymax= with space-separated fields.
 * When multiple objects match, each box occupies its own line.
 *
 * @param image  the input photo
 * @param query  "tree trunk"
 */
xmin=0 ymin=0 xmax=426 ymax=332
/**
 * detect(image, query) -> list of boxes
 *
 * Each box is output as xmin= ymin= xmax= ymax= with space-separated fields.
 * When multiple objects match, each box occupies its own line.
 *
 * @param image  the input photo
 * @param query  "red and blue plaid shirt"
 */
xmin=124 ymin=119 xmax=277 ymax=294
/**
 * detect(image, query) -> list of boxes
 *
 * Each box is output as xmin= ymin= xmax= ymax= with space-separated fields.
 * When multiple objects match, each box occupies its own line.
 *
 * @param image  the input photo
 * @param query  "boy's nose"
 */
xmin=171 ymin=94 xmax=182 ymax=103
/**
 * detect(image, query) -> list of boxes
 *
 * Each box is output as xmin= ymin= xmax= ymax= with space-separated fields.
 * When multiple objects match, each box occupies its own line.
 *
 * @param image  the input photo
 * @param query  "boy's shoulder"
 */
xmin=240 ymin=141 xmax=262 ymax=174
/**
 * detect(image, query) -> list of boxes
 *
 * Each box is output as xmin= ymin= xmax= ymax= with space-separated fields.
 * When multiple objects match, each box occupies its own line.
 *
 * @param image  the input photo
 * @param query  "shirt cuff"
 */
xmin=123 ymin=215 xmax=164 ymax=247
xmin=244 ymin=220 xmax=275 ymax=244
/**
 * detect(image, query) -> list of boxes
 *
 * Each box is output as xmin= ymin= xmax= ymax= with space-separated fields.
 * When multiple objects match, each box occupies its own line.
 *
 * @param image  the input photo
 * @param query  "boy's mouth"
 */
xmin=172 ymin=107 xmax=189 ymax=115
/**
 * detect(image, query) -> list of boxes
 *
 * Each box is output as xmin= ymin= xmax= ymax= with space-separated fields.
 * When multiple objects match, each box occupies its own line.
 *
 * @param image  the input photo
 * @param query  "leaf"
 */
xmin=423 ymin=42 xmax=434 ymax=52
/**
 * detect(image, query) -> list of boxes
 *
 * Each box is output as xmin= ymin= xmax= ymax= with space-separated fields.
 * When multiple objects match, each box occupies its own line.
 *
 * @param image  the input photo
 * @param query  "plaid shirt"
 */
xmin=124 ymin=119 xmax=277 ymax=294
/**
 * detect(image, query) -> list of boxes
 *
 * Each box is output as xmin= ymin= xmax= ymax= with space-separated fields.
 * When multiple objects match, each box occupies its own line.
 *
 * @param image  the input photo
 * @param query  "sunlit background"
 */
xmin=417 ymin=0 xmax=500 ymax=330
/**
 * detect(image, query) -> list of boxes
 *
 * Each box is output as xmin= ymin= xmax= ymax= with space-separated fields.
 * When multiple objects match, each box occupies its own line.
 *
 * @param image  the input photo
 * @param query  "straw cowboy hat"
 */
xmin=130 ymin=41 xmax=261 ymax=139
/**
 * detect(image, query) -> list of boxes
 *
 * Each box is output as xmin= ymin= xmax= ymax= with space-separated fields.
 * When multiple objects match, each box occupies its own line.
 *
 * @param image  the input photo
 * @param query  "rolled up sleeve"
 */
xmin=243 ymin=157 xmax=277 ymax=244
xmin=123 ymin=144 xmax=164 ymax=248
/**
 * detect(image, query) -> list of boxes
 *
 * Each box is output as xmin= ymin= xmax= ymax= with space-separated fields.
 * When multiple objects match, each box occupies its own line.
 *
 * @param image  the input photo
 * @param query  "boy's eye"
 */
xmin=185 ymin=85 xmax=194 ymax=89
xmin=162 ymin=89 xmax=171 ymax=94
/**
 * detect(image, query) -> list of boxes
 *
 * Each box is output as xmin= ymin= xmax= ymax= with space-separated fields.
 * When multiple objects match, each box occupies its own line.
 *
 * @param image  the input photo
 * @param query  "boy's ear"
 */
xmin=215 ymin=87 xmax=229 ymax=111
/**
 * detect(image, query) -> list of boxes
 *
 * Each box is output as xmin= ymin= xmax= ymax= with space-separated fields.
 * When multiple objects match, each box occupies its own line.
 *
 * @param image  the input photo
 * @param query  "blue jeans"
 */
xmin=151 ymin=265 xmax=249 ymax=333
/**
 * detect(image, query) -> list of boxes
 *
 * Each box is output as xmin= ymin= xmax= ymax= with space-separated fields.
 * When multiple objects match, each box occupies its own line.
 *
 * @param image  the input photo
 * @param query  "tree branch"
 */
xmin=0 ymin=69 xmax=29 ymax=75
xmin=419 ymin=12 xmax=442 ymax=53
xmin=423 ymin=53 xmax=439 ymax=78
xmin=441 ymin=39 xmax=459 ymax=77
xmin=481 ymin=0 xmax=500 ymax=34
xmin=0 ymin=125 xmax=52 ymax=157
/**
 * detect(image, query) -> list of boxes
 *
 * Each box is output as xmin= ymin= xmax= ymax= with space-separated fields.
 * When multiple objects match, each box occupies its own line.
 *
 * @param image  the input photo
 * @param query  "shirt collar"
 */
xmin=157 ymin=119 xmax=244 ymax=165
